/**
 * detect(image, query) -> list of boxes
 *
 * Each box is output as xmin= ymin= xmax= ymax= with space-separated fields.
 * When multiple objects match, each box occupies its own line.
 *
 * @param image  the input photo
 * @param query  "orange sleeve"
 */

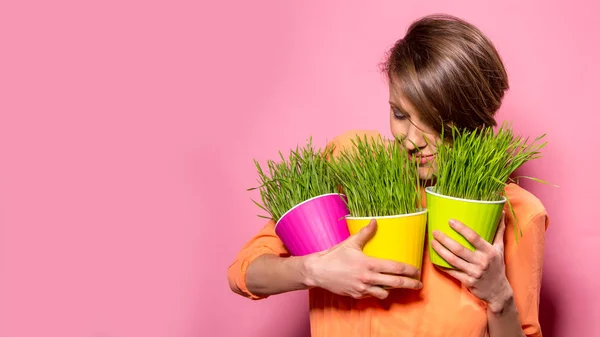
xmin=505 ymin=211 xmax=549 ymax=337
xmin=227 ymin=220 xmax=290 ymax=300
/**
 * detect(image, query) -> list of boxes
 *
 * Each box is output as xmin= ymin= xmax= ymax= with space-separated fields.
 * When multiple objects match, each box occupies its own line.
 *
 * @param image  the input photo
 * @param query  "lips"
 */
xmin=410 ymin=154 xmax=437 ymax=165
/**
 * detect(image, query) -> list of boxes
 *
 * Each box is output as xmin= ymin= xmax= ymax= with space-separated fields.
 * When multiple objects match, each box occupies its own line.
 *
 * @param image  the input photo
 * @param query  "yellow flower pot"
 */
xmin=346 ymin=209 xmax=428 ymax=273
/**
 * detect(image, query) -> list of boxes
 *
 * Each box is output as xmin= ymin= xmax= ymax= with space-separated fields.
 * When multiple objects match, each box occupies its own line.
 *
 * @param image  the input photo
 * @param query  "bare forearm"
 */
xmin=245 ymin=254 xmax=312 ymax=297
xmin=487 ymin=291 xmax=526 ymax=337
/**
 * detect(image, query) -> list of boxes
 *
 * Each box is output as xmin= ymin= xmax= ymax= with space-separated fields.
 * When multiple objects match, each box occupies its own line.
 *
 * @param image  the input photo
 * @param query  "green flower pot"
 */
xmin=425 ymin=187 xmax=505 ymax=269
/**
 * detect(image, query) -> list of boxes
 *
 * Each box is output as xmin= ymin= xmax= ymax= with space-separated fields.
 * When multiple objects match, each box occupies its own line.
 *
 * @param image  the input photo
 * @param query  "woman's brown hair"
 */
xmin=382 ymin=14 xmax=509 ymax=135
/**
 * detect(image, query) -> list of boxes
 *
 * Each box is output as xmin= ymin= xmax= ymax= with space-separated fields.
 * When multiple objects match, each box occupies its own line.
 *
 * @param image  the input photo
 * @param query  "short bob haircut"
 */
xmin=382 ymin=14 xmax=509 ymax=135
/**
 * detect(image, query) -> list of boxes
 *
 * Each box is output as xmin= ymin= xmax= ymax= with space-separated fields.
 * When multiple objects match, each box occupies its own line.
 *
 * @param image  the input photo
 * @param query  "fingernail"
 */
xmin=433 ymin=230 xmax=440 ymax=237
xmin=417 ymin=282 xmax=423 ymax=289
xmin=449 ymin=219 xmax=458 ymax=228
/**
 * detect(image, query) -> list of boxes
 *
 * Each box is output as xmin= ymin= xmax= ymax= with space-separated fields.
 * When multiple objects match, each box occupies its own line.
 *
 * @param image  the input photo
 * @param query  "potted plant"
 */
xmin=330 ymin=135 xmax=427 ymax=273
xmin=249 ymin=138 xmax=351 ymax=256
xmin=426 ymin=123 xmax=547 ymax=268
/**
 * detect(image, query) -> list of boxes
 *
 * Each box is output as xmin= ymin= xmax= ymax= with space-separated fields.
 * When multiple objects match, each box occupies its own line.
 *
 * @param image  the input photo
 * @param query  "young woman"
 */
xmin=228 ymin=14 xmax=548 ymax=337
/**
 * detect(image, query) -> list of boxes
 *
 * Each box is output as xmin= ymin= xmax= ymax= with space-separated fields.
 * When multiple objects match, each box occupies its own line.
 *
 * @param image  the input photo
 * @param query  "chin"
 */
xmin=418 ymin=166 xmax=436 ymax=182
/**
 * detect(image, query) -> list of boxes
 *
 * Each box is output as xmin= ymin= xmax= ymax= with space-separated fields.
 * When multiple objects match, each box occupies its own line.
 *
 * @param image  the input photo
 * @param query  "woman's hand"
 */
xmin=305 ymin=219 xmax=423 ymax=300
xmin=430 ymin=212 xmax=514 ymax=313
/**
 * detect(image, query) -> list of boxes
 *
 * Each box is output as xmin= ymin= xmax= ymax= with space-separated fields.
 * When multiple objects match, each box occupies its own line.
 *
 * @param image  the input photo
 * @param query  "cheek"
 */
xmin=424 ymin=135 xmax=441 ymax=153
xmin=427 ymin=143 xmax=438 ymax=154
xmin=389 ymin=119 xmax=408 ymax=140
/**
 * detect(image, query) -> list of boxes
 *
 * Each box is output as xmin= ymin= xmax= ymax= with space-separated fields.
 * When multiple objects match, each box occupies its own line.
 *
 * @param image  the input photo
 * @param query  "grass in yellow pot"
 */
xmin=428 ymin=123 xmax=548 ymax=268
xmin=330 ymin=135 xmax=426 ymax=273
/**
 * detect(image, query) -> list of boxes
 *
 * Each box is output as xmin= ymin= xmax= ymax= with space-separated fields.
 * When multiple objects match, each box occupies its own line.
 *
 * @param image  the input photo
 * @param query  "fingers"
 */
xmin=449 ymin=219 xmax=494 ymax=254
xmin=492 ymin=212 xmax=506 ymax=247
xmin=432 ymin=230 xmax=477 ymax=264
xmin=350 ymin=219 xmax=377 ymax=248
xmin=438 ymin=267 xmax=475 ymax=287
xmin=430 ymin=238 xmax=475 ymax=274
xmin=365 ymin=272 xmax=423 ymax=290
xmin=353 ymin=271 xmax=422 ymax=300
xmin=365 ymin=286 xmax=390 ymax=300
xmin=367 ymin=257 xmax=421 ymax=279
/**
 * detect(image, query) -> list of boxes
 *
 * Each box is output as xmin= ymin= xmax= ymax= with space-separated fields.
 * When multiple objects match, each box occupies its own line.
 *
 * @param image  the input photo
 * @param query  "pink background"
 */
xmin=1 ymin=1 xmax=598 ymax=336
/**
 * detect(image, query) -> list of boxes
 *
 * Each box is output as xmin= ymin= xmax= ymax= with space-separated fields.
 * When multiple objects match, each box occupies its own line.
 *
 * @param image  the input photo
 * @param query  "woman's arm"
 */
xmin=431 ymin=209 xmax=548 ymax=337
xmin=230 ymin=220 xmax=424 ymax=300
xmin=487 ymin=290 xmax=525 ymax=337
xmin=244 ymin=254 xmax=312 ymax=296
xmin=430 ymin=215 xmax=524 ymax=337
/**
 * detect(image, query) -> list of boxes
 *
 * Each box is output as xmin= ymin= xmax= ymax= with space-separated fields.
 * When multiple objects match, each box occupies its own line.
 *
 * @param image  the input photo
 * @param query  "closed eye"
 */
xmin=392 ymin=107 xmax=408 ymax=120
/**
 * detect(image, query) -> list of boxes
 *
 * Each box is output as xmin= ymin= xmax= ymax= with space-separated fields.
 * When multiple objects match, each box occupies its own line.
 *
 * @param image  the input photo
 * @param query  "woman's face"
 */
xmin=388 ymin=82 xmax=441 ymax=181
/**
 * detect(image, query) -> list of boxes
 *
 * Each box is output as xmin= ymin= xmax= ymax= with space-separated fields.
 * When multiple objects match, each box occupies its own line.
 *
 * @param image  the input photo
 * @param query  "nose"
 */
xmin=403 ymin=123 xmax=427 ymax=153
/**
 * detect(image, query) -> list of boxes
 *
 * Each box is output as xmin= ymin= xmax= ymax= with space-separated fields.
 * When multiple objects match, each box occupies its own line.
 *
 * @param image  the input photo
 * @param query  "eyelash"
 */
xmin=392 ymin=107 xmax=408 ymax=120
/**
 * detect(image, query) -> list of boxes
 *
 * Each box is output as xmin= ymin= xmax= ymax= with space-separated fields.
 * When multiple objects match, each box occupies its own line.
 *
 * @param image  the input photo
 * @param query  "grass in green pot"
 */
xmin=426 ymin=122 xmax=549 ymax=267
xmin=434 ymin=122 xmax=547 ymax=201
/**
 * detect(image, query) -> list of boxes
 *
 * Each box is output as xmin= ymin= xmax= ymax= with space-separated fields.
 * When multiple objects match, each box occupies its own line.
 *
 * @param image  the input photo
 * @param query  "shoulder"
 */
xmin=326 ymin=129 xmax=384 ymax=156
xmin=503 ymin=183 xmax=549 ymax=231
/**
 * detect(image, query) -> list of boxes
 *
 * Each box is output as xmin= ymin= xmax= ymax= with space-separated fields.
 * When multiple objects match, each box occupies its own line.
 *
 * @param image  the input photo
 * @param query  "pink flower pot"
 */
xmin=275 ymin=193 xmax=351 ymax=256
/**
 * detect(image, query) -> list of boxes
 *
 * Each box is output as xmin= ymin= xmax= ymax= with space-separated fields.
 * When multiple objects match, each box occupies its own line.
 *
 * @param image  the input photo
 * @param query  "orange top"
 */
xmin=228 ymin=130 xmax=549 ymax=337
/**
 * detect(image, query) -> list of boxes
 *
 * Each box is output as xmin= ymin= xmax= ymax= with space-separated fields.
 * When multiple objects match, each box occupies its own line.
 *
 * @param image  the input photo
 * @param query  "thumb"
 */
xmin=349 ymin=219 xmax=377 ymax=248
